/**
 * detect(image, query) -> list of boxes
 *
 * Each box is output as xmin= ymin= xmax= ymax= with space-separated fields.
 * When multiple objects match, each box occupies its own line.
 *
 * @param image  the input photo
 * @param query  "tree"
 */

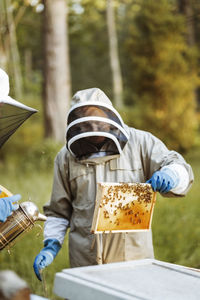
xmin=106 ymin=0 xmax=123 ymax=108
xmin=43 ymin=0 xmax=71 ymax=142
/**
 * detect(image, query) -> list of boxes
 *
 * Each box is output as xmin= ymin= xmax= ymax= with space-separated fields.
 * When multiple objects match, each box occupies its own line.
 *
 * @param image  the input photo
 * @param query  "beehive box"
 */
xmin=54 ymin=259 xmax=200 ymax=300
xmin=91 ymin=182 xmax=156 ymax=233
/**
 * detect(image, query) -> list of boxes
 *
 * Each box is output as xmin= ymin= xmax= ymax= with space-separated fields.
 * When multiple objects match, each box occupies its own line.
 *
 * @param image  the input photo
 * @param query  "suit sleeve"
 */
xmin=43 ymin=148 xmax=73 ymax=220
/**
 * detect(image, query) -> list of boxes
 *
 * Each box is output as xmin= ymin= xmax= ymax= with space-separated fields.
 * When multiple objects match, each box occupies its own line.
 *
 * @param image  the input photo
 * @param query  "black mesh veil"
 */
xmin=0 ymin=98 xmax=37 ymax=148
xmin=66 ymin=102 xmax=129 ymax=159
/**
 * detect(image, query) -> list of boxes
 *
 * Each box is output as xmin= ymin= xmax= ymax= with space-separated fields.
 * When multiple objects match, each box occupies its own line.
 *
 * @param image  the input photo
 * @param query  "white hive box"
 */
xmin=54 ymin=259 xmax=200 ymax=300
xmin=91 ymin=182 xmax=156 ymax=233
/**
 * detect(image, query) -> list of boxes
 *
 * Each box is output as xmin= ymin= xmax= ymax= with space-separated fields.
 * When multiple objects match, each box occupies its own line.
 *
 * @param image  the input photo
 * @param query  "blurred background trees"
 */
xmin=1 ymin=0 xmax=199 ymax=152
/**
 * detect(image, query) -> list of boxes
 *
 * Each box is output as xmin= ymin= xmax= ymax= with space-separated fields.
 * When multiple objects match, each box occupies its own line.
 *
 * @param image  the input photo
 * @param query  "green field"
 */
xmin=0 ymin=148 xmax=199 ymax=299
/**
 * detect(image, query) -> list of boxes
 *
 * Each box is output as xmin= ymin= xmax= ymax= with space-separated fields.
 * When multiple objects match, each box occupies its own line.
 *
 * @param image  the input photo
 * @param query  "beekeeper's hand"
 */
xmin=33 ymin=238 xmax=61 ymax=281
xmin=0 ymin=193 xmax=21 ymax=222
xmin=146 ymin=168 xmax=178 ymax=193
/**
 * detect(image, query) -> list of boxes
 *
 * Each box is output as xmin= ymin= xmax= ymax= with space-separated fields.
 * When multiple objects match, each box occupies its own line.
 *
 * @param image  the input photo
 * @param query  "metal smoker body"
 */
xmin=0 ymin=201 xmax=46 ymax=250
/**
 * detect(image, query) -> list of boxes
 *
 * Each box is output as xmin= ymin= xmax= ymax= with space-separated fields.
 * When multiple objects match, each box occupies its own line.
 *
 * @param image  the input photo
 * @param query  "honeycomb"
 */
xmin=91 ymin=182 xmax=156 ymax=233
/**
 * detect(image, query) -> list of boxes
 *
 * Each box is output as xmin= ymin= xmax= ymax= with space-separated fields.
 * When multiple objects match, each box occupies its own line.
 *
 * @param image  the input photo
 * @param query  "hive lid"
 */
xmin=91 ymin=182 xmax=156 ymax=233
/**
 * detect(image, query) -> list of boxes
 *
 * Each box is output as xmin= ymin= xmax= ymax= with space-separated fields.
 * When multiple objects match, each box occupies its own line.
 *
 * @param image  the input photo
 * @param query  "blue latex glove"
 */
xmin=33 ymin=238 xmax=61 ymax=281
xmin=0 ymin=194 xmax=21 ymax=222
xmin=146 ymin=169 xmax=179 ymax=193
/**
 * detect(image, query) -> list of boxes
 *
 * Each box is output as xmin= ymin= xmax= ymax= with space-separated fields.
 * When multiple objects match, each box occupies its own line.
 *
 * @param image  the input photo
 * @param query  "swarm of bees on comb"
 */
xmin=91 ymin=183 xmax=156 ymax=233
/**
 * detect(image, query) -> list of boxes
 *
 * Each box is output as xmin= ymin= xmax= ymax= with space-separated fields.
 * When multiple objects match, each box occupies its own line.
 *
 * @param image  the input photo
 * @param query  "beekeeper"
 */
xmin=33 ymin=88 xmax=193 ymax=280
xmin=0 ymin=68 xmax=21 ymax=222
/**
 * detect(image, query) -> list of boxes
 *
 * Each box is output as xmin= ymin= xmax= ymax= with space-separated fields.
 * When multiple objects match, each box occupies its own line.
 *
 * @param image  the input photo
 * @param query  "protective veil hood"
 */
xmin=66 ymin=88 xmax=129 ymax=159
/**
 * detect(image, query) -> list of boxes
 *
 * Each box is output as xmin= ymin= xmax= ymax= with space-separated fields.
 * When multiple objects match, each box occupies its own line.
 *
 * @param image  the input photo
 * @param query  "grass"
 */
xmin=0 ymin=145 xmax=200 ymax=299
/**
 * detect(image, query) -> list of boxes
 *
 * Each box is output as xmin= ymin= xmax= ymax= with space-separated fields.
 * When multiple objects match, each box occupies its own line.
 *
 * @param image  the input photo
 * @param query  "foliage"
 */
xmin=122 ymin=0 xmax=200 ymax=152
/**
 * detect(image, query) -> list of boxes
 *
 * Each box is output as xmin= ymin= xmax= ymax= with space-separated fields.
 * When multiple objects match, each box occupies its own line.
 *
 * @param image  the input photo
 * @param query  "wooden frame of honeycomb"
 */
xmin=91 ymin=182 xmax=156 ymax=233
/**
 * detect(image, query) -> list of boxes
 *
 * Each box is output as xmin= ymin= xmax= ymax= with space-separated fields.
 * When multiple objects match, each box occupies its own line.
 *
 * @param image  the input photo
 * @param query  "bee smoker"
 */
xmin=0 ymin=201 xmax=47 ymax=251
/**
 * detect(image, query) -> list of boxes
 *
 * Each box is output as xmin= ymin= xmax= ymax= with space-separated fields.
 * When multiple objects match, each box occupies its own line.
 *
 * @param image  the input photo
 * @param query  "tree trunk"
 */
xmin=4 ymin=0 xmax=23 ymax=98
xmin=106 ymin=0 xmax=123 ymax=108
xmin=178 ymin=0 xmax=195 ymax=46
xmin=43 ymin=0 xmax=71 ymax=142
xmin=24 ymin=49 xmax=32 ymax=82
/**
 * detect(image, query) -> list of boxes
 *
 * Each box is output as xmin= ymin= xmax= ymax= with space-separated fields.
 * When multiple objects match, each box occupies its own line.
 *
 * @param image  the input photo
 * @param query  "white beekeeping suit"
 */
xmin=33 ymin=88 xmax=193 ymax=282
